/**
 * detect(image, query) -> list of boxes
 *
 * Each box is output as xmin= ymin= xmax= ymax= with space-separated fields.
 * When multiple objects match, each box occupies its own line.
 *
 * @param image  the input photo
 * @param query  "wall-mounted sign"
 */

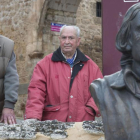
xmin=51 ymin=23 xmax=65 ymax=32
xmin=124 ymin=0 xmax=139 ymax=2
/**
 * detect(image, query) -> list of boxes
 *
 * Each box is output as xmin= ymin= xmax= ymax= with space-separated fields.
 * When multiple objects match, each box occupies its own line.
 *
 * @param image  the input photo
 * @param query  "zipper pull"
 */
xmin=71 ymin=67 xmax=72 ymax=75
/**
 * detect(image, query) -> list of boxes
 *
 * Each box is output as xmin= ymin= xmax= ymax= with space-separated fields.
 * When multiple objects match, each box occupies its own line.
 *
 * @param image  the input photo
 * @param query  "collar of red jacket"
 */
xmin=51 ymin=47 xmax=89 ymax=64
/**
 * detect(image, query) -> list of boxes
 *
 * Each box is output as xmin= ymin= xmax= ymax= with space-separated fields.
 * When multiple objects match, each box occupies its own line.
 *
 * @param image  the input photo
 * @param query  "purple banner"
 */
xmin=51 ymin=23 xmax=65 ymax=32
xmin=102 ymin=0 xmax=139 ymax=75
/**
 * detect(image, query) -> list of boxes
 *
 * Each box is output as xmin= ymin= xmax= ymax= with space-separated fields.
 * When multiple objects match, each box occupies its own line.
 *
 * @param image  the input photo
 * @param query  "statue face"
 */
xmin=130 ymin=11 xmax=140 ymax=62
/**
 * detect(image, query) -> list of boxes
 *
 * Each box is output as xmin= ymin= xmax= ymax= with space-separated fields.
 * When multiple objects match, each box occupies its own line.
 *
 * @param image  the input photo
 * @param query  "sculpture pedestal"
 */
xmin=0 ymin=120 xmax=104 ymax=140
xmin=36 ymin=122 xmax=104 ymax=140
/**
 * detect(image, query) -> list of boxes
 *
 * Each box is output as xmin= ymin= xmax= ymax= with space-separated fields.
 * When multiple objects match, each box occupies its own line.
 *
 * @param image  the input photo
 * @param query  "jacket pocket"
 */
xmin=44 ymin=105 xmax=61 ymax=112
xmin=84 ymin=106 xmax=95 ymax=116
xmin=42 ymin=105 xmax=61 ymax=121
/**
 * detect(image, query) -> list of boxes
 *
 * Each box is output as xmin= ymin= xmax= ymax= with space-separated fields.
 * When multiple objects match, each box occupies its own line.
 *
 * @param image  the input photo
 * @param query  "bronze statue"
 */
xmin=90 ymin=3 xmax=140 ymax=140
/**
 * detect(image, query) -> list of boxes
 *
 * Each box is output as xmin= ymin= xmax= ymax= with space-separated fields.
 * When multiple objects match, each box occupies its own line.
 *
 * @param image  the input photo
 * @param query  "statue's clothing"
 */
xmin=90 ymin=69 xmax=140 ymax=140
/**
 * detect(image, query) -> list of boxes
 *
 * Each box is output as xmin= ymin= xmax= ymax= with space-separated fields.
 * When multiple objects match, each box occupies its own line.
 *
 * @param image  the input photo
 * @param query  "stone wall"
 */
xmin=0 ymin=0 xmax=32 ymax=84
xmin=77 ymin=0 xmax=102 ymax=69
xmin=0 ymin=0 xmax=102 ymax=118
xmin=0 ymin=0 xmax=46 ymax=84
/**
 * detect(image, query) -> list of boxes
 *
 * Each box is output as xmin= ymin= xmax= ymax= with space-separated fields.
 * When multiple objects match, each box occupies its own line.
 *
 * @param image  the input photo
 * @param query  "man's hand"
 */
xmin=0 ymin=108 xmax=16 ymax=125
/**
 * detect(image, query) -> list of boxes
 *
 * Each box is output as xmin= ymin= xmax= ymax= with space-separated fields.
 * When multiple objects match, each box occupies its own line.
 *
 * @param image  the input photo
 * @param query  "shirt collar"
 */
xmin=51 ymin=47 xmax=89 ymax=63
xmin=61 ymin=50 xmax=77 ymax=61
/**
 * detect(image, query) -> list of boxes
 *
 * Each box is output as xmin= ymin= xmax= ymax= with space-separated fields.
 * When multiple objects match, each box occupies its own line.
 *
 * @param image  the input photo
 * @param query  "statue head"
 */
xmin=116 ymin=3 xmax=140 ymax=68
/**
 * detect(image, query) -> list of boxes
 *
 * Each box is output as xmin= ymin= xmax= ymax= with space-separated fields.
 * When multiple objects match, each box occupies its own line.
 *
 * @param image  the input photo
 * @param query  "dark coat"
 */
xmin=0 ymin=35 xmax=19 ymax=113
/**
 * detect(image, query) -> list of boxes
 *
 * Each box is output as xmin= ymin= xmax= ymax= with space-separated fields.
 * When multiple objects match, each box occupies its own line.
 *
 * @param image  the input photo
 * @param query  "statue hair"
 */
xmin=116 ymin=3 xmax=140 ymax=68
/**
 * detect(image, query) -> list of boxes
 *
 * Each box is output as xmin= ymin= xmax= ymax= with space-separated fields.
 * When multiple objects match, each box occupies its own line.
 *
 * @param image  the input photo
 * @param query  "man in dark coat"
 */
xmin=0 ymin=35 xmax=19 ymax=124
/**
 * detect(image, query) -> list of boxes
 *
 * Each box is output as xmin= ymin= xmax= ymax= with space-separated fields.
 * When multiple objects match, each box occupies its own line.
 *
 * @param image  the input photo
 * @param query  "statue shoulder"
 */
xmin=90 ymin=71 xmax=123 ymax=105
xmin=104 ymin=70 xmax=123 ymax=84
xmin=91 ymin=70 xmax=123 ymax=88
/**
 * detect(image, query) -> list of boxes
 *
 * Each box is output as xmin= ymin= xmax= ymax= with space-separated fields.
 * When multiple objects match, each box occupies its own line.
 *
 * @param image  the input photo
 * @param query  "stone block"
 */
xmin=29 ymin=51 xmax=44 ymax=59
xmin=64 ymin=17 xmax=75 ymax=24
xmin=48 ymin=1 xmax=62 ymax=11
xmin=81 ymin=19 xmax=91 ymax=25
xmin=54 ymin=10 xmax=64 ymax=16
xmin=18 ymin=83 xmax=29 ymax=95
xmin=42 ymin=34 xmax=49 ymax=43
xmin=0 ymin=120 xmax=104 ymax=140
xmin=54 ymin=15 xmax=64 ymax=22
xmin=64 ymin=11 xmax=75 ymax=17
xmin=67 ymin=0 xmax=77 ymax=5
xmin=47 ymin=14 xmax=53 ymax=20
xmin=46 ymin=9 xmax=54 ymax=14
xmin=51 ymin=31 xmax=60 ymax=36
xmin=94 ymin=17 xmax=101 ymax=25
xmin=52 ymin=36 xmax=59 ymax=44
xmin=62 ymin=4 xmax=77 ymax=12
xmin=24 ymin=0 xmax=30 ymax=2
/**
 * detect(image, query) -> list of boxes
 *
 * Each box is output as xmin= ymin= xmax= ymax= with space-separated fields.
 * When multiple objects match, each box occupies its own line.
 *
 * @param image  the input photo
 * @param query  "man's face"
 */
xmin=130 ymin=11 xmax=140 ymax=62
xmin=59 ymin=27 xmax=81 ymax=56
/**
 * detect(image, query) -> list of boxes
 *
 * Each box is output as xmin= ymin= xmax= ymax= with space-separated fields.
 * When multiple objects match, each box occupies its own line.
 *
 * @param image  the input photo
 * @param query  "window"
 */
xmin=96 ymin=2 xmax=101 ymax=17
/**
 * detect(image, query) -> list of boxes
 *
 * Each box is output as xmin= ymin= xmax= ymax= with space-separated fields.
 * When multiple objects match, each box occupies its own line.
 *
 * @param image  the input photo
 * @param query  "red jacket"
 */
xmin=25 ymin=48 xmax=103 ymax=122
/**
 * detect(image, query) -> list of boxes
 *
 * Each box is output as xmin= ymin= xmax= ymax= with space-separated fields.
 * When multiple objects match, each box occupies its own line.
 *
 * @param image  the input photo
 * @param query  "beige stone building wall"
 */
xmin=77 ymin=0 xmax=102 ymax=69
xmin=0 ymin=0 xmax=32 ymax=84
xmin=0 ymin=0 xmax=102 ymax=118
xmin=0 ymin=0 xmax=47 ymax=84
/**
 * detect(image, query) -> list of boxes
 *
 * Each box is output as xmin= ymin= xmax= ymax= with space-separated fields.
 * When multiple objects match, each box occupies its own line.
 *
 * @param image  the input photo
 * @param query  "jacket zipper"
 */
xmin=70 ymin=67 xmax=72 ymax=74
xmin=70 ymin=61 xmax=80 ymax=75
xmin=62 ymin=60 xmax=80 ymax=121
xmin=63 ymin=61 xmax=80 ymax=75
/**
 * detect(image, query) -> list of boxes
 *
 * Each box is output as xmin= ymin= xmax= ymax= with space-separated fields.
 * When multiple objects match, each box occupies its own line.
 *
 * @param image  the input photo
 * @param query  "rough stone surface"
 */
xmin=0 ymin=119 xmax=74 ymax=139
xmin=82 ymin=120 xmax=104 ymax=134
xmin=0 ymin=120 xmax=104 ymax=140
xmin=77 ymin=0 xmax=102 ymax=70
xmin=18 ymin=83 xmax=29 ymax=95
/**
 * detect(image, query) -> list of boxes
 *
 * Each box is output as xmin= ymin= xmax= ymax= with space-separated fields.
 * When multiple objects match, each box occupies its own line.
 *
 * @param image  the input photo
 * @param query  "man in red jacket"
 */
xmin=25 ymin=25 xmax=103 ymax=122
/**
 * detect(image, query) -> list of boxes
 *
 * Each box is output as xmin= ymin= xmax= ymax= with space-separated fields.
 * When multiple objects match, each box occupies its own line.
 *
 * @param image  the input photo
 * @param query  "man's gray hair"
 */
xmin=60 ymin=25 xmax=80 ymax=37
